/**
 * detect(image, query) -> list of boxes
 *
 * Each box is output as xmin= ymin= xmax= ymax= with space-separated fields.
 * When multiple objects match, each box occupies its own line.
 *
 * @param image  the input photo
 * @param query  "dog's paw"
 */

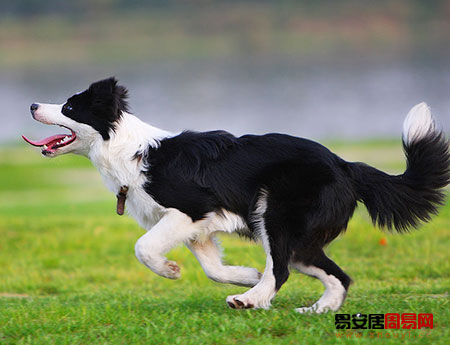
xmin=162 ymin=260 xmax=181 ymax=279
xmin=295 ymin=302 xmax=336 ymax=314
xmin=295 ymin=306 xmax=319 ymax=314
xmin=226 ymin=295 xmax=255 ymax=309
xmin=296 ymin=288 xmax=345 ymax=313
xmin=226 ymin=294 xmax=271 ymax=310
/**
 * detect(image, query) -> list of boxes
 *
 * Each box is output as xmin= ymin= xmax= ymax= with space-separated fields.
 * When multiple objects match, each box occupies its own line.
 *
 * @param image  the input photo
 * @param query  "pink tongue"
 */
xmin=22 ymin=134 xmax=67 ymax=147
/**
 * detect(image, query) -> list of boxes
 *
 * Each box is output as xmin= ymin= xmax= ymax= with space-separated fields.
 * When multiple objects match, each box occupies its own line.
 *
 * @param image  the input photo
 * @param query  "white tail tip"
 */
xmin=402 ymin=102 xmax=436 ymax=145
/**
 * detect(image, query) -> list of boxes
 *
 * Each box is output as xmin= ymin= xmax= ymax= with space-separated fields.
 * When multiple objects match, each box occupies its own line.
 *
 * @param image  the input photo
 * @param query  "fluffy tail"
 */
xmin=349 ymin=102 xmax=450 ymax=232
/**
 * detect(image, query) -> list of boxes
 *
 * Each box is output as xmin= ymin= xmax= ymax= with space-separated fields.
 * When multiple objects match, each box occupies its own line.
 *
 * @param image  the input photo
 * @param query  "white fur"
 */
xmin=402 ymin=102 xmax=435 ymax=146
xmin=202 ymin=209 xmax=248 ymax=234
xmin=292 ymin=263 xmax=346 ymax=313
xmin=135 ymin=208 xmax=256 ymax=281
xmin=88 ymin=113 xmax=172 ymax=229
xmin=226 ymin=190 xmax=277 ymax=309
xmin=188 ymin=209 xmax=258 ymax=285
xmin=135 ymin=208 xmax=202 ymax=279
xmin=188 ymin=236 xmax=261 ymax=287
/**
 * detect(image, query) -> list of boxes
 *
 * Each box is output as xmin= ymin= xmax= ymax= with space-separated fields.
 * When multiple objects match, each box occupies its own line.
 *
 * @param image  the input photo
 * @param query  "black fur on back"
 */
xmin=143 ymin=130 xmax=358 ymax=244
xmin=62 ymin=77 xmax=129 ymax=140
xmin=349 ymin=130 xmax=450 ymax=232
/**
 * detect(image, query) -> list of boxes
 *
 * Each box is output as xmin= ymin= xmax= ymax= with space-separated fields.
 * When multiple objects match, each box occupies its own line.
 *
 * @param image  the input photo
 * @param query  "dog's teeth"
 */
xmin=43 ymin=145 xmax=48 ymax=149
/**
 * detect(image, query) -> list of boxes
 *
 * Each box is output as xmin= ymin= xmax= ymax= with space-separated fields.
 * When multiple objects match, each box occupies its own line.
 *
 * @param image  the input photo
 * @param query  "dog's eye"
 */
xmin=64 ymin=104 xmax=73 ymax=112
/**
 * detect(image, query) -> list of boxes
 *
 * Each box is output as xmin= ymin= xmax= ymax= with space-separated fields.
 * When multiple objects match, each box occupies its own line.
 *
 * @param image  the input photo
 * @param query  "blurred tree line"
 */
xmin=0 ymin=0 xmax=448 ymax=68
xmin=0 ymin=0 xmax=447 ymax=19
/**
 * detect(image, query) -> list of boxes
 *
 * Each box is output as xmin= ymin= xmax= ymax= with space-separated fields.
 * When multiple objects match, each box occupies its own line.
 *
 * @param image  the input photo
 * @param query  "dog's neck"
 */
xmin=88 ymin=112 xmax=172 ymax=194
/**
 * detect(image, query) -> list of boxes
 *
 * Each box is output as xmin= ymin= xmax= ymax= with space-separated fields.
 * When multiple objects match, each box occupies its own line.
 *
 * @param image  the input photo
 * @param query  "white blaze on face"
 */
xmin=22 ymin=102 xmax=101 ymax=157
xmin=31 ymin=103 xmax=64 ymax=125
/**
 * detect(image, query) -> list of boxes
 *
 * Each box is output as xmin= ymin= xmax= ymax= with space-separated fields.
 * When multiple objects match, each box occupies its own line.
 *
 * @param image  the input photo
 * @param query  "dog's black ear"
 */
xmin=114 ymin=82 xmax=129 ymax=114
xmin=89 ymin=77 xmax=129 ymax=117
xmin=87 ymin=77 xmax=130 ymax=140
xmin=89 ymin=77 xmax=116 ymax=97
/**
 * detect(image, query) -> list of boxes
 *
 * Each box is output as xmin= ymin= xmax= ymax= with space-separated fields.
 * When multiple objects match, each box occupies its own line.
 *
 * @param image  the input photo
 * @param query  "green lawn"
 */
xmin=0 ymin=141 xmax=448 ymax=344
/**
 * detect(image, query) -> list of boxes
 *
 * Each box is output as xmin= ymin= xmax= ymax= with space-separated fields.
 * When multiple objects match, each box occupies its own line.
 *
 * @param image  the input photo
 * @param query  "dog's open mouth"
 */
xmin=22 ymin=126 xmax=77 ymax=155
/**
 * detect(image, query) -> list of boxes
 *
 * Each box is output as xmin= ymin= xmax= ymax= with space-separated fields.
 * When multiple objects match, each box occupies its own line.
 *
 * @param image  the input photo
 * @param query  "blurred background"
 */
xmin=1 ymin=0 xmax=450 ymax=143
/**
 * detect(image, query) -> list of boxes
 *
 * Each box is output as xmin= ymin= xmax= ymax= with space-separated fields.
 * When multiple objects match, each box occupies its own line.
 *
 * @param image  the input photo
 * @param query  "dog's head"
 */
xmin=22 ymin=77 xmax=129 ymax=157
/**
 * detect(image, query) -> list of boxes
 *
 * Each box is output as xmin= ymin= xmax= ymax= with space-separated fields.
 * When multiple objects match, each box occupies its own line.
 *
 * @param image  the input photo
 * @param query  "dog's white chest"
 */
xmin=90 ymin=145 xmax=166 ymax=230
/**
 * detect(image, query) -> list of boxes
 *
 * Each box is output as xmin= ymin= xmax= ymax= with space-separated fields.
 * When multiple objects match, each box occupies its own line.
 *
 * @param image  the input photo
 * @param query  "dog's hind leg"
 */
xmin=226 ymin=192 xmax=290 ymax=309
xmin=291 ymin=249 xmax=351 ymax=313
xmin=135 ymin=209 xmax=204 ymax=279
xmin=188 ymin=235 xmax=262 ymax=287
xmin=225 ymin=226 xmax=290 ymax=309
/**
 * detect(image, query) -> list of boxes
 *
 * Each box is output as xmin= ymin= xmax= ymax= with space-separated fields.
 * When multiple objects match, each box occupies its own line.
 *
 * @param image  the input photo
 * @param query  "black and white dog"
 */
xmin=23 ymin=78 xmax=449 ymax=312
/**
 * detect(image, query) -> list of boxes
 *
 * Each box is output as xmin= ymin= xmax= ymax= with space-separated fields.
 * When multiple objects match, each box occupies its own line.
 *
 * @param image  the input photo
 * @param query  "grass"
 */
xmin=0 ymin=141 xmax=448 ymax=344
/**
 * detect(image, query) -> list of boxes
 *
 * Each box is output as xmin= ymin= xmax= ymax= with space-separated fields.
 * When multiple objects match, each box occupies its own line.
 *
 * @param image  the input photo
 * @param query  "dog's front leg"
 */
xmin=135 ymin=209 xmax=200 ymax=279
xmin=188 ymin=235 xmax=262 ymax=287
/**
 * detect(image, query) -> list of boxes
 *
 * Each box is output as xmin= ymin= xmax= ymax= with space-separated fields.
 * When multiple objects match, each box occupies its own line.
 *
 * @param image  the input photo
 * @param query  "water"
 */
xmin=2 ymin=58 xmax=450 ymax=144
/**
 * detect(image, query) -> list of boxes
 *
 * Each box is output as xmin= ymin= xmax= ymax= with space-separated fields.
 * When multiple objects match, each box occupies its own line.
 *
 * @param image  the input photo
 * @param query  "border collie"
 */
xmin=23 ymin=77 xmax=449 ymax=313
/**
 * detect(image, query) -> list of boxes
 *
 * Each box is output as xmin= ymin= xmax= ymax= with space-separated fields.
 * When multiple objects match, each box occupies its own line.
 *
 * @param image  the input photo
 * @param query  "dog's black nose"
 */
xmin=30 ymin=103 xmax=39 ymax=114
